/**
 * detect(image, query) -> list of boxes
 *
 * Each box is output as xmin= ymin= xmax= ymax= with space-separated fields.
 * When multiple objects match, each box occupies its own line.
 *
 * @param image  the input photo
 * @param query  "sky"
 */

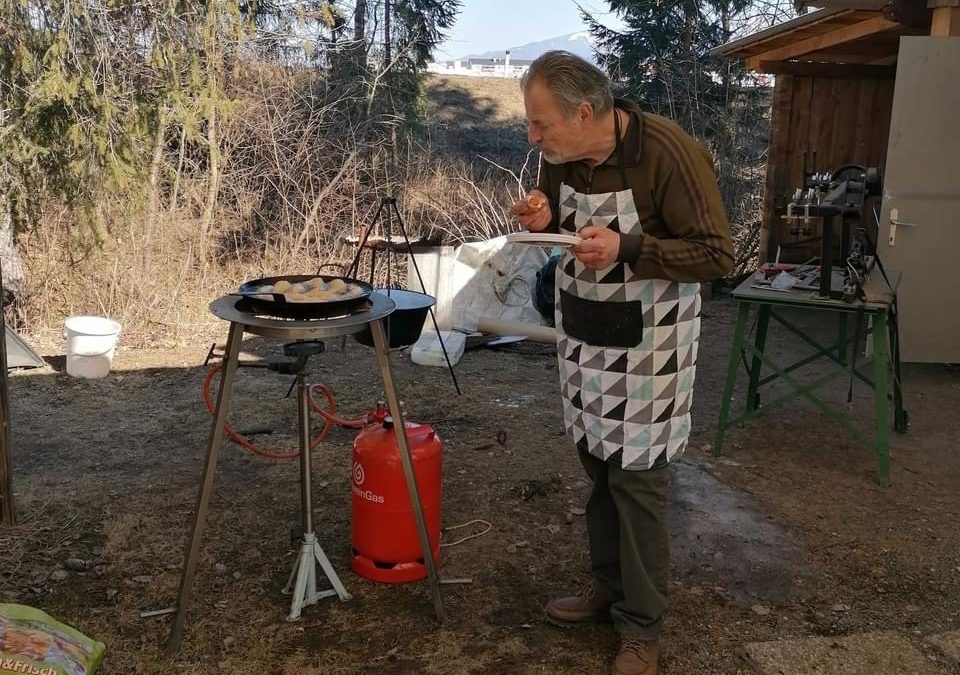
xmin=435 ymin=0 xmax=624 ymax=60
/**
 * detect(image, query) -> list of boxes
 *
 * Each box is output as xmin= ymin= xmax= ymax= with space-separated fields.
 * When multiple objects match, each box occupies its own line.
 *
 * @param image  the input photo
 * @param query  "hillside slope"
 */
xmin=424 ymin=74 xmax=531 ymax=170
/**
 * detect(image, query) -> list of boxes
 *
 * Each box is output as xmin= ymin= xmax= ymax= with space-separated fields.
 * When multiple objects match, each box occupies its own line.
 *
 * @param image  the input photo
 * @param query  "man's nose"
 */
xmin=527 ymin=125 xmax=541 ymax=145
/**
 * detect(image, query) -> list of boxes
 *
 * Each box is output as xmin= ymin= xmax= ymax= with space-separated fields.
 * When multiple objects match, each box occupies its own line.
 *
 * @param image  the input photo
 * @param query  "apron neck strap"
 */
xmin=613 ymin=108 xmax=629 ymax=189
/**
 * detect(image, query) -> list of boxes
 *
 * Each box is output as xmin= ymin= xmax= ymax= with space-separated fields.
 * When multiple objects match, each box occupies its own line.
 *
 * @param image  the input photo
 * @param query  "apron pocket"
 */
xmin=559 ymin=289 xmax=644 ymax=348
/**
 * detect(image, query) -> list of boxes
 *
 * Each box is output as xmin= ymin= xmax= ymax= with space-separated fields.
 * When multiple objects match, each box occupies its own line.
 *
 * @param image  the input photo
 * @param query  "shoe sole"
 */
xmin=545 ymin=612 xmax=613 ymax=628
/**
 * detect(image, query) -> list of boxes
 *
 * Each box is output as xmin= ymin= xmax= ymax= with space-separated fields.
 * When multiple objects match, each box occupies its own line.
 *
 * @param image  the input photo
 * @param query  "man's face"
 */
xmin=524 ymin=78 xmax=585 ymax=164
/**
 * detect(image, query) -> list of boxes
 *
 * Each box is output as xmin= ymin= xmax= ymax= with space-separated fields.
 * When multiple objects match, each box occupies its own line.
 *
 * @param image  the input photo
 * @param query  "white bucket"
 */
xmin=64 ymin=315 xmax=122 ymax=379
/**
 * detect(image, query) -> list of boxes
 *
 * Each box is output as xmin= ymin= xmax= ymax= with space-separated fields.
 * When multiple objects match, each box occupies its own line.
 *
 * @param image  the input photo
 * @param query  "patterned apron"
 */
xmin=555 ymin=112 xmax=701 ymax=470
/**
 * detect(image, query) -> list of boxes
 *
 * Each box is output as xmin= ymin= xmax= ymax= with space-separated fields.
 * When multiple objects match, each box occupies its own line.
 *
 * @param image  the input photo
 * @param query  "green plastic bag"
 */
xmin=0 ymin=604 xmax=105 ymax=675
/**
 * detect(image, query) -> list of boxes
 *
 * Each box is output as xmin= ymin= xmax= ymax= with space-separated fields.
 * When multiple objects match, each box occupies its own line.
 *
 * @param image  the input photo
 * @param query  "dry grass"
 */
xmin=15 ymin=73 xmax=764 ymax=346
xmin=13 ymin=73 xmax=538 ymax=346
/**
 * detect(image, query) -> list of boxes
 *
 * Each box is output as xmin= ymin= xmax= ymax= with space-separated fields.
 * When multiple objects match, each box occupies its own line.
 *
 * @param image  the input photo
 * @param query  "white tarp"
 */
xmin=407 ymin=237 xmax=550 ymax=332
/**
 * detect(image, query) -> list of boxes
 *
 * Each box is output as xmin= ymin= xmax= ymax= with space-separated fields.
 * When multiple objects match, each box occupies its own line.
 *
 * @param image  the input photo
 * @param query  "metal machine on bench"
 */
xmin=783 ymin=163 xmax=882 ymax=302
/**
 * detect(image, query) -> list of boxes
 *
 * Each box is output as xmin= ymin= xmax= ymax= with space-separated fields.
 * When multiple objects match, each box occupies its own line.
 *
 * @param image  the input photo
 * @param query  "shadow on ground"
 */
xmin=2 ymin=298 xmax=960 ymax=674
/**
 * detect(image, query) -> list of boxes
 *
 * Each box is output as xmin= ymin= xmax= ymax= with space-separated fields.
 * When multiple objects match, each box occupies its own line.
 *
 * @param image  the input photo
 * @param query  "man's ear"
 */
xmin=577 ymin=101 xmax=593 ymax=125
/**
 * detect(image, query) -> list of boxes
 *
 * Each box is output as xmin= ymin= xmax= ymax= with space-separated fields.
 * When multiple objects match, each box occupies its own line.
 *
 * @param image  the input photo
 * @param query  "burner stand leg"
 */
xmin=283 ymin=367 xmax=351 ymax=620
xmin=167 ymin=322 xmax=244 ymax=652
xmin=369 ymin=319 xmax=446 ymax=622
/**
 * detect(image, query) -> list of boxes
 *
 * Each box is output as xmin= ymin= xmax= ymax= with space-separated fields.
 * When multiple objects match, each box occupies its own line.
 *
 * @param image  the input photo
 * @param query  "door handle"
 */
xmin=888 ymin=208 xmax=919 ymax=246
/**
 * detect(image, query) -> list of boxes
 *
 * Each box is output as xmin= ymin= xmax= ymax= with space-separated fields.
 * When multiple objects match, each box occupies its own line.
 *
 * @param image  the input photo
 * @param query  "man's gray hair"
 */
xmin=521 ymin=50 xmax=614 ymax=118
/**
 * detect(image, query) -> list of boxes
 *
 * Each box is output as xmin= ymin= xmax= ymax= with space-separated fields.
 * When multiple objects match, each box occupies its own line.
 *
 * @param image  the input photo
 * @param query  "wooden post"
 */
xmin=929 ymin=0 xmax=960 ymax=35
xmin=0 ymin=256 xmax=14 ymax=526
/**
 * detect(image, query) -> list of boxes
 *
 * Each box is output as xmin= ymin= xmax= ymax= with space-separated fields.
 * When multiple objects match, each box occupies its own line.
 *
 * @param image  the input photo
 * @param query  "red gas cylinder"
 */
xmin=351 ymin=409 xmax=442 ymax=583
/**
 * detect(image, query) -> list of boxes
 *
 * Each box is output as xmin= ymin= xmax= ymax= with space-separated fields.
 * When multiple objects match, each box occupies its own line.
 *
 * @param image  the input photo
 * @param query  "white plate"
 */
xmin=505 ymin=232 xmax=582 ymax=247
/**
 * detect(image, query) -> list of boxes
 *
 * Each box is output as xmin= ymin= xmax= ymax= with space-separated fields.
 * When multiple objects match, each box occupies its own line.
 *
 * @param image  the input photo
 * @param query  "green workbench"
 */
xmin=714 ymin=271 xmax=907 ymax=485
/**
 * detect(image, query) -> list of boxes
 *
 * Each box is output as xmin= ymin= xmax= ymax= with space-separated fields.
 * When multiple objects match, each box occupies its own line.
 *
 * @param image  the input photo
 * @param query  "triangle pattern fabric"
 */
xmin=594 ymin=192 xmax=620 ymax=217
xmin=629 ymin=401 xmax=655 ymax=422
xmin=656 ymin=352 xmax=678 ymax=376
xmin=655 ymin=282 xmax=679 ymax=304
xmin=599 ymin=264 xmax=626 ymax=285
xmin=653 ymin=422 xmax=672 ymax=447
xmin=583 ymin=393 xmax=604 ymax=417
xmin=625 ymin=425 xmax=652 ymax=450
xmin=656 ymin=327 xmax=678 ymax=353
xmin=655 ymin=376 xmax=678 ymax=401
xmin=602 ymin=285 xmax=629 ymax=303
xmin=603 ymin=399 xmax=627 ymax=422
xmin=601 ymin=441 xmax=621 ymax=461
xmin=550 ymin=183 xmax=701 ymax=471
xmin=576 ymin=262 xmax=597 ymax=279
xmin=656 ymin=302 xmax=679 ymax=327
xmin=607 ymin=352 xmax=629 ymax=374
xmin=622 ymin=446 xmax=650 ymax=469
xmin=583 ymin=372 xmax=604 ymax=395
xmin=581 ymin=350 xmax=606 ymax=372
xmin=630 ymin=352 xmax=655 ymax=377
xmin=570 ymin=390 xmax=584 ymax=410
xmin=603 ymin=424 xmax=625 ymax=446
xmin=655 ymin=400 xmax=675 ymax=424
xmin=605 ymin=375 xmax=629 ymax=399
xmin=679 ymin=296 xmax=698 ymax=322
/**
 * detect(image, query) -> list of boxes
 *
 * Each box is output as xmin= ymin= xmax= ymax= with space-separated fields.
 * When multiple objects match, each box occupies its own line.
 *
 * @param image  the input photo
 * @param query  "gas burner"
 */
xmin=234 ymin=297 xmax=373 ymax=322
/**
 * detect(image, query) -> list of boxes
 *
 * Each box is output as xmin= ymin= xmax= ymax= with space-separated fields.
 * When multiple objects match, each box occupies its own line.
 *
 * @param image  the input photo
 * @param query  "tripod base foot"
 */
xmin=282 ymin=533 xmax=351 ymax=621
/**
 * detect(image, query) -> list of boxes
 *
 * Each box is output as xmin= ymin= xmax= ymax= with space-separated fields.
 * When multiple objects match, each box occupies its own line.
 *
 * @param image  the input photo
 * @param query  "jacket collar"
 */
xmin=601 ymin=98 xmax=643 ymax=168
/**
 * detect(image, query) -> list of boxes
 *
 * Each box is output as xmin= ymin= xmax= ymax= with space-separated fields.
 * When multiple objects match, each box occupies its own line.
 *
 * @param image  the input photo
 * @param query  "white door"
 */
xmin=877 ymin=37 xmax=960 ymax=363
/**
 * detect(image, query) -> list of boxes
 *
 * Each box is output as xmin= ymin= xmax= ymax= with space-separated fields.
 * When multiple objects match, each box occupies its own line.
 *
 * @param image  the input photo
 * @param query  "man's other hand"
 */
xmin=512 ymin=190 xmax=553 ymax=232
xmin=573 ymin=225 xmax=620 ymax=270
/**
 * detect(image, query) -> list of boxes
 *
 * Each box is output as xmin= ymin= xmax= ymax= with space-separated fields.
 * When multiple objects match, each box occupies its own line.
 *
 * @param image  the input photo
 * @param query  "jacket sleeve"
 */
xmin=617 ymin=139 xmax=734 ymax=282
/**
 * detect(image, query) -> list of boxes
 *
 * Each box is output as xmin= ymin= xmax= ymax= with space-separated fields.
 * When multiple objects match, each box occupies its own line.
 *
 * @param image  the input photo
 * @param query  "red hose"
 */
xmin=202 ymin=364 xmax=368 ymax=460
xmin=308 ymin=384 xmax=367 ymax=429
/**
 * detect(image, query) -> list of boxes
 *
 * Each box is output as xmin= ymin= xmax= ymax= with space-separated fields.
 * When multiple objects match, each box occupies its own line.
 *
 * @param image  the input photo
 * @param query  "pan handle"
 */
xmin=229 ymin=292 xmax=288 ymax=304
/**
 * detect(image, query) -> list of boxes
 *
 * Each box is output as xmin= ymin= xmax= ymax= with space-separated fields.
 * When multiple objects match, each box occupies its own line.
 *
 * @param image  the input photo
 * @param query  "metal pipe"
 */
xmin=167 ymin=322 xmax=243 ymax=651
xmin=298 ymin=370 xmax=313 ymax=536
xmin=819 ymin=215 xmax=835 ymax=299
xmin=369 ymin=319 xmax=446 ymax=622
xmin=0 ymin=256 xmax=13 ymax=526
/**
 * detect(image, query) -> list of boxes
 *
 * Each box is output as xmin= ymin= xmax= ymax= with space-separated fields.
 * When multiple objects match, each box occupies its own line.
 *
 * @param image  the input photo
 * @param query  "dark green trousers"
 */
xmin=578 ymin=447 xmax=670 ymax=639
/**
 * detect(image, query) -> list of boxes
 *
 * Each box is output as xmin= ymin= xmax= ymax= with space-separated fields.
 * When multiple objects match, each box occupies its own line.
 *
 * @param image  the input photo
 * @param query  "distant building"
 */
xmin=427 ymin=51 xmax=533 ymax=78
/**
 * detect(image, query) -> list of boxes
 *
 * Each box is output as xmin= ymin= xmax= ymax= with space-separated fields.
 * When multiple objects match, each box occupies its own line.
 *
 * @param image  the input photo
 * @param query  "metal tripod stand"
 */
xmin=278 ymin=340 xmax=352 ymax=619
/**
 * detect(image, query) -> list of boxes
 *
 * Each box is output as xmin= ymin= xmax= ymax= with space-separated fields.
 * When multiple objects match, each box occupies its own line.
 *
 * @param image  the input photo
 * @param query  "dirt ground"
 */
xmin=3 ymin=295 xmax=960 ymax=675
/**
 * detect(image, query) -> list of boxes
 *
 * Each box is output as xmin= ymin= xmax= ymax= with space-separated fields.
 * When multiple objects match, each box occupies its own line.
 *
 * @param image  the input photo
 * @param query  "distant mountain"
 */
xmin=464 ymin=31 xmax=597 ymax=64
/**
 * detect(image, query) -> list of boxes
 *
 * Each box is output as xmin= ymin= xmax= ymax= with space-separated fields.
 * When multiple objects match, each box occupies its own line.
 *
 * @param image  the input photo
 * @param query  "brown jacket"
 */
xmin=537 ymin=100 xmax=734 ymax=283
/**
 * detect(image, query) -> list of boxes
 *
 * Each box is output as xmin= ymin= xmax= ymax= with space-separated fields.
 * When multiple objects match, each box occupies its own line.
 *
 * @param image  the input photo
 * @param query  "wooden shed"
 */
xmin=713 ymin=1 xmax=960 ymax=362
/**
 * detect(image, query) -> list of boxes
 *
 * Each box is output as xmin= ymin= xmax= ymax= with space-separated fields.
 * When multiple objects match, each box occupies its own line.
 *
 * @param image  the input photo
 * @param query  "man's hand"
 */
xmin=512 ymin=189 xmax=553 ymax=232
xmin=573 ymin=225 xmax=620 ymax=270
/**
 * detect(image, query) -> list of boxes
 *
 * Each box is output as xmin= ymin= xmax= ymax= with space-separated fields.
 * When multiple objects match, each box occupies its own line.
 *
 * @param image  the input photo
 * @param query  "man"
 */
xmin=513 ymin=51 xmax=733 ymax=675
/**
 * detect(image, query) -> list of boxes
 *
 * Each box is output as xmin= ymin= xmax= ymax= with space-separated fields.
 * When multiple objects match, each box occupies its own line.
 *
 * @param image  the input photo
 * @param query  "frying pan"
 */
xmin=235 ymin=274 xmax=374 ymax=320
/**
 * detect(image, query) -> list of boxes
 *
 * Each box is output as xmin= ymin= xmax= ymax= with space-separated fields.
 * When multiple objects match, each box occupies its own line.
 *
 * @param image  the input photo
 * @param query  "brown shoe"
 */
xmin=544 ymin=581 xmax=612 ymax=626
xmin=611 ymin=638 xmax=658 ymax=675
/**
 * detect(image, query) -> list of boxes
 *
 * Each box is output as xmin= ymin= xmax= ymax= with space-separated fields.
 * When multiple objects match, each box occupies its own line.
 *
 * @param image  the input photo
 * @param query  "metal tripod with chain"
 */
xmin=348 ymin=195 xmax=461 ymax=395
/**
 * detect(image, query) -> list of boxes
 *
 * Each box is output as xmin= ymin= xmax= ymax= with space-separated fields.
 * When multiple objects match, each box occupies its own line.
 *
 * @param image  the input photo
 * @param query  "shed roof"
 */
xmin=712 ymin=1 xmax=930 ymax=71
